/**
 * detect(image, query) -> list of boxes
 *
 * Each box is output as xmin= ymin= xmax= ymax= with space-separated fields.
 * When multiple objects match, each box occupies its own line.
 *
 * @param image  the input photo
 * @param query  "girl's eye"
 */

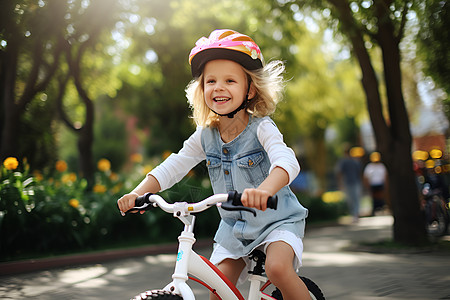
xmin=227 ymin=79 xmax=235 ymax=83
xmin=206 ymin=79 xmax=215 ymax=84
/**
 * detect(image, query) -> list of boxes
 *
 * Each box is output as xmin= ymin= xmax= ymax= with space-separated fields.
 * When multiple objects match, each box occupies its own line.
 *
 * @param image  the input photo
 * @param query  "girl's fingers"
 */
xmin=117 ymin=193 xmax=138 ymax=213
xmin=242 ymin=189 xmax=269 ymax=211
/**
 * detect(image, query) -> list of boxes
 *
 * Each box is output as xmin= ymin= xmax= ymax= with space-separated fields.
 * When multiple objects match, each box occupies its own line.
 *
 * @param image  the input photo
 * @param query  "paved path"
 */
xmin=1 ymin=215 xmax=449 ymax=299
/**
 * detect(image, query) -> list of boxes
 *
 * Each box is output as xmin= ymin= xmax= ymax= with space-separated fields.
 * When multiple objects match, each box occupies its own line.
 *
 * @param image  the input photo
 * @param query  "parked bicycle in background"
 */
xmin=413 ymin=149 xmax=450 ymax=237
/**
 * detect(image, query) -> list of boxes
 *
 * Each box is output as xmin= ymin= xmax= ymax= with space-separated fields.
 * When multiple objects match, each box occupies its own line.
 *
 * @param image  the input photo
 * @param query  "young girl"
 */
xmin=117 ymin=29 xmax=310 ymax=300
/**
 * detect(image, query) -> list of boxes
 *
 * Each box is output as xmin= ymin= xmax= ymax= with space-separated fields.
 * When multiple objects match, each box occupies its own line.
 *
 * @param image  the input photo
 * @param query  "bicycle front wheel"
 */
xmin=131 ymin=290 xmax=183 ymax=300
xmin=270 ymin=276 xmax=325 ymax=300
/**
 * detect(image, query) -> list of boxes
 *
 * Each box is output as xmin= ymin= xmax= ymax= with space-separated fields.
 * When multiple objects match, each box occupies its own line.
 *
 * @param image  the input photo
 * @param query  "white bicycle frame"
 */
xmin=139 ymin=194 xmax=277 ymax=300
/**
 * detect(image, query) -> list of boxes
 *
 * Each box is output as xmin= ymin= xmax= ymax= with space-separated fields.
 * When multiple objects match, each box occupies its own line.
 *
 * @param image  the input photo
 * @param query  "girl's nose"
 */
xmin=214 ymin=82 xmax=224 ymax=91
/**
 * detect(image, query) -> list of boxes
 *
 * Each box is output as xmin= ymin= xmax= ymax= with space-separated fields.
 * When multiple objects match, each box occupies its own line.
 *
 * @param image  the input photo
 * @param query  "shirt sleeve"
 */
xmin=257 ymin=118 xmax=300 ymax=185
xmin=149 ymin=126 xmax=205 ymax=191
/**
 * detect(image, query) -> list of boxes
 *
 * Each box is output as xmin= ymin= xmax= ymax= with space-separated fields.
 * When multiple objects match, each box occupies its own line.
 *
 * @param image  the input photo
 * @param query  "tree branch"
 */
xmin=396 ymin=1 xmax=410 ymax=43
xmin=55 ymin=72 xmax=75 ymax=131
xmin=34 ymin=34 xmax=66 ymax=94
xmin=327 ymin=0 xmax=390 ymax=142
xmin=17 ymin=33 xmax=65 ymax=110
xmin=17 ymin=38 xmax=44 ymax=109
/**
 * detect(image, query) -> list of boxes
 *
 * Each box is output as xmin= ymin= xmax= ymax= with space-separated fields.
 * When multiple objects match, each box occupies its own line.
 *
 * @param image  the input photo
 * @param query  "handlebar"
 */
xmin=121 ymin=190 xmax=278 ymax=217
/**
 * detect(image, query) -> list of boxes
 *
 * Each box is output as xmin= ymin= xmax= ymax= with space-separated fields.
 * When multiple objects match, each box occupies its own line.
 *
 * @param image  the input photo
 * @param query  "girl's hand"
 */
xmin=241 ymin=188 xmax=271 ymax=211
xmin=117 ymin=192 xmax=141 ymax=214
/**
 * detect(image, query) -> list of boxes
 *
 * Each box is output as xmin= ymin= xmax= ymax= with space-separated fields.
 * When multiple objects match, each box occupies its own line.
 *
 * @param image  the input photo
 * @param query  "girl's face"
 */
xmin=203 ymin=59 xmax=254 ymax=117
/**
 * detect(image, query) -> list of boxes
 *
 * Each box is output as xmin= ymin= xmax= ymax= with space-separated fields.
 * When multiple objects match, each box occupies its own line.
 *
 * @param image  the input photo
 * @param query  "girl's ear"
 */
xmin=248 ymin=82 xmax=256 ymax=99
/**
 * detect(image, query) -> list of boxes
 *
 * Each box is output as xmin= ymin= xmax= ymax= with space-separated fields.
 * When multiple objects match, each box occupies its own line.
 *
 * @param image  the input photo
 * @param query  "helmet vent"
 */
xmin=219 ymin=31 xmax=234 ymax=39
xmin=233 ymin=36 xmax=253 ymax=42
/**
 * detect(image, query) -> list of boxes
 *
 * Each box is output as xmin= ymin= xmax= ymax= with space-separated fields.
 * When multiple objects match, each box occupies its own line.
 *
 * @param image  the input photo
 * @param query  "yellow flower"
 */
xmin=97 ymin=159 xmax=111 ymax=172
xmin=112 ymin=184 xmax=123 ymax=194
xmin=55 ymin=160 xmax=68 ymax=172
xmin=62 ymin=172 xmax=77 ymax=184
xmin=93 ymin=184 xmax=107 ymax=194
xmin=141 ymin=164 xmax=153 ymax=175
xmin=130 ymin=153 xmax=143 ymax=163
xmin=3 ymin=157 xmax=19 ymax=170
xmin=109 ymin=172 xmax=119 ymax=181
xmin=68 ymin=172 xmax=77 ymax=182
xmin=69 ymin=199 xmax=79 ymax=208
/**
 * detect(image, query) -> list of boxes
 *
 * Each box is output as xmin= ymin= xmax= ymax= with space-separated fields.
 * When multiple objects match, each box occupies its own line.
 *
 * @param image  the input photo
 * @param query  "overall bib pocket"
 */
xmin=236 ymin=151 xmax=267 ymax=187
xmin=206 ymin=155 xmax=222 ymax=182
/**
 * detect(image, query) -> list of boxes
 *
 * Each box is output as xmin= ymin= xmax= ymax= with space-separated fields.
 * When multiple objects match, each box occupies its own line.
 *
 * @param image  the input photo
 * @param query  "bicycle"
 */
xmin=121 ymin=190 xmax=325 ymax=300
xmin=422 ymin=183 xmax=449 ymax=237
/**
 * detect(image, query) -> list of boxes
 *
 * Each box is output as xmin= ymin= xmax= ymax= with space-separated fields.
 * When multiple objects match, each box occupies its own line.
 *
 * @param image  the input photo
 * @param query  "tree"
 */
xmin=1 ymin=0 xmax=121 ymax=184
xmin=112 ymin=0 xmax=259 ymax=155
xmin=415 ymin=0 xmax=450 ymax=120
xmin=0 ymin=1 xmax=66 ymax=162
xmin=55 ymin=0 xmax=119 ymax=185
xmin=276 ymin=25 xmax=365 ymax=193
xmin=265 ymin=0 xmax=427 ymax=244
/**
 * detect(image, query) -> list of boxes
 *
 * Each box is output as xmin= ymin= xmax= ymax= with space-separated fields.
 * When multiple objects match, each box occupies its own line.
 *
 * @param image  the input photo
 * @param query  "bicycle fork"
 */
xmin=162 ymin=214 xmax=243 ymax=300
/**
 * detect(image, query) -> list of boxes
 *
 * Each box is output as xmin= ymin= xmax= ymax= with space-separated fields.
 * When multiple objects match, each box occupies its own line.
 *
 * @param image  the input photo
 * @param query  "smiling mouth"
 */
xmin=213 ymin=97 xmax=230 ymax=103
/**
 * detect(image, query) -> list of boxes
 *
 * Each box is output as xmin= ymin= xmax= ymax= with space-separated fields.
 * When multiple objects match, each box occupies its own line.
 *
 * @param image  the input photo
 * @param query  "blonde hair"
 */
xmin=186 ymin=60 xmax=286 ymax=127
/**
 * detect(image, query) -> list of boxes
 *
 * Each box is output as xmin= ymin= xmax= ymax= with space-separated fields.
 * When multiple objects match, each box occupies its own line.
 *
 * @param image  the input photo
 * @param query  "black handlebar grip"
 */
xmin=266 ymin=195 xmax=278 ymax=210
xmin=227 ymin=190 xmax=278 ymax=210
xmin=135 ymin=192 xmax=152 ymax=207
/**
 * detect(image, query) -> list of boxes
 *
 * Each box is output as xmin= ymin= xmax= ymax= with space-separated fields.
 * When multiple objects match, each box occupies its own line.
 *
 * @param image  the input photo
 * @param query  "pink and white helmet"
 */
xmin=189 ymin=29 xmax=264 ymax=78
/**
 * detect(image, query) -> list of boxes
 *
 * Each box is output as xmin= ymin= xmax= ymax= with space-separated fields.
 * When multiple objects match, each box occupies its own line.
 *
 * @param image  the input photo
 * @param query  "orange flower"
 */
xmin=69 ymin=199 xmax=79 ymax=208
xmin=97 ymin=159 xmax=111 ymax=172
xmin=33 ymin=170 xmax=43 ymax=181
xmin=93 ymin=184 xmax=107 ymax=194
xmin=109 ymin=172 xmax=119 ymax=181
xmin=55 ymin=160 xmax=68 ymax=172
xmin=130 ymin=153 xmax=143 ymax=163
xmin=3 ymin=157 xmax=19 ymax=170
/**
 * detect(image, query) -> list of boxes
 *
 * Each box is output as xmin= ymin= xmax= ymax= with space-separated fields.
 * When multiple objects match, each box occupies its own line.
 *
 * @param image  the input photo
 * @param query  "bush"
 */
xmin=297 ymin=191 xmax=347 ymax=223
xmin=0 ymin=157 xmax=217 ymax=261
xmin=0 ymin=156 xmax=344 ymax=262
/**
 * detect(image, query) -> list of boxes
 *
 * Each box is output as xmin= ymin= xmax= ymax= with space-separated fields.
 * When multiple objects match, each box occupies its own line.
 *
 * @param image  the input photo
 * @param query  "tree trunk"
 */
xmin=0 ymin=32 xmax=63 ymax=161
xmin=0 ymin=106 xmax=21 ymax=159
xmin=77 ymin=123 xmax=94 ymax=188
xmin=0 ymin=37 xmax=21 ymax=160
xmin=375 ymin=3 xmax=427 ymax=244
xmin=330 ymin=0 xmax=428 ymax=245
xmin=63 ymin=43 xmax=96 ymax=187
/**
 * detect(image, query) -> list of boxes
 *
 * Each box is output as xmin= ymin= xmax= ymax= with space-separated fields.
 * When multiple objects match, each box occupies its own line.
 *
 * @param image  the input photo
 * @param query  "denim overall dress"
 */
xmin=201 ymin=116 xmax=308 ymax=256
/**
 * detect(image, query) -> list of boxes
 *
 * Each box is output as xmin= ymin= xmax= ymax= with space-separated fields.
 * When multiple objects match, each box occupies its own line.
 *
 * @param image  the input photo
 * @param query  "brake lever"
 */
xmin=220 ymin=200 xmax=257 ymax=217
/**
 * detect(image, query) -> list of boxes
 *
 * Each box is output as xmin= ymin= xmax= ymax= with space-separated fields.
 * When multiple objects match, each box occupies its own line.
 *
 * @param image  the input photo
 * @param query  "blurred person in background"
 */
xmin=363 ymin=152 xmax=388 ymax=216
xmin=336 ymin=145 xmax=363 ymax=223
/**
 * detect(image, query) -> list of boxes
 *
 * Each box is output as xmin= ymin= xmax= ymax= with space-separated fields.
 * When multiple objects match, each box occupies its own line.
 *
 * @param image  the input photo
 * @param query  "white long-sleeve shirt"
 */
xmin=149 ymin=118 xmax=300 ymax=191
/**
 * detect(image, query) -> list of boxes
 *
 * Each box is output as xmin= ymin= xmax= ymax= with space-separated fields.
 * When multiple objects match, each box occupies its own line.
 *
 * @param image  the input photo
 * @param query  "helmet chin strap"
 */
xmin=211 ymin=84 xmax=252 ymax=119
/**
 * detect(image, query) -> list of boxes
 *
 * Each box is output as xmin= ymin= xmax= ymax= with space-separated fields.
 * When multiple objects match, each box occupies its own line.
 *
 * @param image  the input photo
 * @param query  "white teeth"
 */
xmin=214 ymin=97 xmax=230 ymax=102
